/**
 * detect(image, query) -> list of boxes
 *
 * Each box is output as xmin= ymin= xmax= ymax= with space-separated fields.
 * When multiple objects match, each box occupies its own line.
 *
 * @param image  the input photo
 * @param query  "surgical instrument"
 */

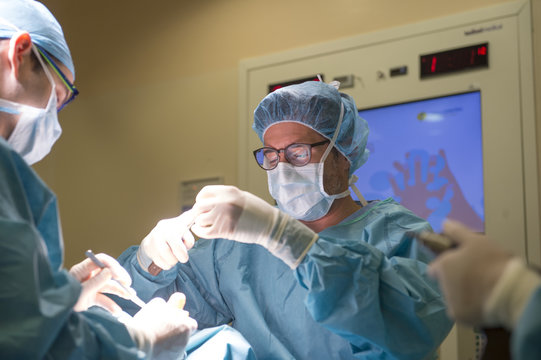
xmin=407 ymin=231 xmax=458 ymax=255
xmin=85 ymin=249 xmax=146 ymax=308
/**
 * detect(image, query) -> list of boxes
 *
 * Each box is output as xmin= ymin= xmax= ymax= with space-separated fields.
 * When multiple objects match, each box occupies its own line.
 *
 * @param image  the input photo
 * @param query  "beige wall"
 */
xmin=37 ymin=0 xmax=535 ymax=267
xmin=534 ymin=0 xmax=541 ymax=260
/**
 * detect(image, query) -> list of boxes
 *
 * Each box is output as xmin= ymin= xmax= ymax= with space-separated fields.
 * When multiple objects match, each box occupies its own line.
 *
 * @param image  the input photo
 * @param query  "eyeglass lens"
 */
xmin=254 ymin=140 xmax=328 ymax=170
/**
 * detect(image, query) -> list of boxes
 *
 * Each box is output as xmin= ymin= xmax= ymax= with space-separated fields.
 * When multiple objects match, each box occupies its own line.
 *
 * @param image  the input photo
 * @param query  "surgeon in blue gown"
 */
xmin=429 ymin=219 xmax=541 ymax=360
xmin=0 ymin=1 xmax=201 ymax=358
xmin=119 ymin=81 xmax=453 ymax=359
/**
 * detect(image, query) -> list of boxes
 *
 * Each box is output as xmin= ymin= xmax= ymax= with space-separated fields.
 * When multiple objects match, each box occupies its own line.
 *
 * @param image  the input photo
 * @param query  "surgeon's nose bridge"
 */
xmin=277 ymin=149 xmax=287 ymax=162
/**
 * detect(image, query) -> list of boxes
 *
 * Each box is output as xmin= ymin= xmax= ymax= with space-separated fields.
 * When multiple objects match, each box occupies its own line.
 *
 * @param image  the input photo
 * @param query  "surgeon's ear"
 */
xmin=8 ymin=31 xmax=33 ymax=79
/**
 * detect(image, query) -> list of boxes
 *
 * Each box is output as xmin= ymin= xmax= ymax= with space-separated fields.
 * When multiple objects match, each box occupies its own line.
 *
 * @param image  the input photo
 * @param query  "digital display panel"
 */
xmin=420 ymin=43 xmax=488 ymax=78
xmin=355 ymin=91 xmax=484 ymax=233
xmin=268 ymin=75 xmax=322 ymax=93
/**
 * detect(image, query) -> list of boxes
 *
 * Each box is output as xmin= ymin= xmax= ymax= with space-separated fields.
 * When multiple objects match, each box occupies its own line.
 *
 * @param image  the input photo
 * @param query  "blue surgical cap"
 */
xmin=0 ymin=0 xmax=75 ymax=78
xmin=253 ymin=81 xmax=369 ymax=176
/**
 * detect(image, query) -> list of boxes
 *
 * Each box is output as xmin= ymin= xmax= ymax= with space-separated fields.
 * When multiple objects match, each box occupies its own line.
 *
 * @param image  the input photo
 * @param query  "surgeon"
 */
xmin=429 ymin=219 xmax=541 ymax=360
xmin=0 ymin=1 xmax=197 ymax=358
xmin=119 ymin=80 xmax=453 ymax=359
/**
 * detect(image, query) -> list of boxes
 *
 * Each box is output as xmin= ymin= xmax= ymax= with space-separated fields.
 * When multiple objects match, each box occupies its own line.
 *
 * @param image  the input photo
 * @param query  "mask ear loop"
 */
xmin=28 ymin=44 xmax=59 ymax=118
xmin=320 ymin=101 xmax=368 ymax=207
xmin=314 ymin=77 xmax=369 ymax=207
xmin=31 ymin=44 xmax=56 ymax=96
xmin=349 ymin=175 xmax=368 ymax=207
xmin=317 ymin=102 xmax=352 ymax=201
xmin=320 ymin=102 xmax=344 ymax=163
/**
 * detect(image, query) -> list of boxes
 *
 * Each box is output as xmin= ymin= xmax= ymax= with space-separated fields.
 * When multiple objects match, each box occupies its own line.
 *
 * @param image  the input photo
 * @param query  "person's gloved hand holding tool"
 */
xmin=69 ymin=252 xmax=136 ymax=314
xmin=190 ymin=185 xmax=319 ymax=269
xmin=119 ymin=292 xmax=197 ymax=359
xmin=137 ymin=210 xmax=197 ymax=275
xmin=428 ymin=220 xmax=541 ymax=328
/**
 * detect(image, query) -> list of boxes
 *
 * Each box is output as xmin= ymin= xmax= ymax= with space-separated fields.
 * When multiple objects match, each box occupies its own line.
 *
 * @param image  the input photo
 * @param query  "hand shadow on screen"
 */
xmin=388 ymin=149 xmax=484 ymax=232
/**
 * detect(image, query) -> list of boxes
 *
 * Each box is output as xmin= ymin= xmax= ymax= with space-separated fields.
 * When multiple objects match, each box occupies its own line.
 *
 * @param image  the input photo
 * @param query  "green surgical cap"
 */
xmin=0 ymin=0 xmax=75 ymax=78
xmin=253 ymin=81 xmax=369 ymax=176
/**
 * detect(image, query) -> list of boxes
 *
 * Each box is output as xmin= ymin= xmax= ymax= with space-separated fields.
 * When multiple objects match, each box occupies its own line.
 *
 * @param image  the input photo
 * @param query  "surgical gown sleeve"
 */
xmin=295 ymin=199 xmax=453 ymax=359
xmin=0 ymin=140 xmax=142 ymax=359
xmin=117 ymin=246 xmax=257 ymax=360
xmin=117 ymin=241 xmax=233 ymax=329
xmin=512 ymin=286 xmax=541 ymax=360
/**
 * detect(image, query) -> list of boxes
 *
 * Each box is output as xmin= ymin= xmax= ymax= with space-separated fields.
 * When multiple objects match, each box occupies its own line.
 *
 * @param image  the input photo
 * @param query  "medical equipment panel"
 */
xmin=239 ymin=0 xmax=538 ymax=265
xmin=239 ymin=2 xmax=538 ymax=358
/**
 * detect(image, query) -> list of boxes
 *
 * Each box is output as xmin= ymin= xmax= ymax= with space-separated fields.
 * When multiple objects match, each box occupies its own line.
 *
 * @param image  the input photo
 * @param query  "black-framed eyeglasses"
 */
xmin=36 ymin=47 xmax=79 ymax=111
xmin=253 ymin=140 xmax=330 ymax=170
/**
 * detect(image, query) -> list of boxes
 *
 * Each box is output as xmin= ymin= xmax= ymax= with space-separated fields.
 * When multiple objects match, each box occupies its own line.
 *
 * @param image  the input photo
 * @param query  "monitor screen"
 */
xmin=355 ymin=91 xmax=484 ymax=233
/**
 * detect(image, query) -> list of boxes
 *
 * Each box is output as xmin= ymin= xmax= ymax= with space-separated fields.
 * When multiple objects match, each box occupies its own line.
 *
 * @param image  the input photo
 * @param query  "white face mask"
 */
xmin=0 ymin=44 xmax=61 ymax=165
xmin=267 ymin=102 xmax=350 ymax=221
xmin=268 ymin=161 xmax=350 ymax=221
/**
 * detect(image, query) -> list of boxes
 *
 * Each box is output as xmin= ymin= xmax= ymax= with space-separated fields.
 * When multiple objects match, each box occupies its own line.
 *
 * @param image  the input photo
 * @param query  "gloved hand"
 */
xmin=120 ymin=292 xmax=197 ymax=359
xmin=428 ymin=220 xmax=515 ymax=326
xmin=69 ymin=253 xmax=134 ymax=315
xmin=191 ymin=185 xmax=318 ymax=269
xmin=137 ymin=210 xmax=197 ymax=272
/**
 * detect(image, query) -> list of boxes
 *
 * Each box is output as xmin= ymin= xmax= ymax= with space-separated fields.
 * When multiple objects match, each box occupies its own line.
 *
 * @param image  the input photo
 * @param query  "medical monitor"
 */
xmin=354 ymin=91 xmax=484 ymax=233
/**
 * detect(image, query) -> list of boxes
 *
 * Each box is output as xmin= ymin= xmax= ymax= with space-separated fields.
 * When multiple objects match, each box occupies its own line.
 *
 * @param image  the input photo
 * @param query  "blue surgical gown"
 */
xmin=0 ymin=138 xmax=142 ymax=359
xmin=186 ymin=324 xmax=256 ymax=359
xmin=118 ymin=198 xmax=453 ymax=359
xmin=512 ymin=286 xmax=541 ymax=359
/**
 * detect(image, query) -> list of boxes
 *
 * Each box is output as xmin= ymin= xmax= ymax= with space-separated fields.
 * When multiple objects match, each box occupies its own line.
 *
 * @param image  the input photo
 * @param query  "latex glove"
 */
xmin=120 ymin=292 xmax=197 ymax=359
xmin=191 ymin=185 xmax=318 ymax=269
xmin=428 ymin=220 xmax=514 ymax=326
xmin=69 ymin=253 xmax=134 ymax=315
xmin=137 ymin=210 xmax=197 ymax=272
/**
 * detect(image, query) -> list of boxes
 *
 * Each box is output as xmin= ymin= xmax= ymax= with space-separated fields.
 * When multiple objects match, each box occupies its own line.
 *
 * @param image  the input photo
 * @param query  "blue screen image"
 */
xmin=354 ymin=91 xmax=484 ymax=233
